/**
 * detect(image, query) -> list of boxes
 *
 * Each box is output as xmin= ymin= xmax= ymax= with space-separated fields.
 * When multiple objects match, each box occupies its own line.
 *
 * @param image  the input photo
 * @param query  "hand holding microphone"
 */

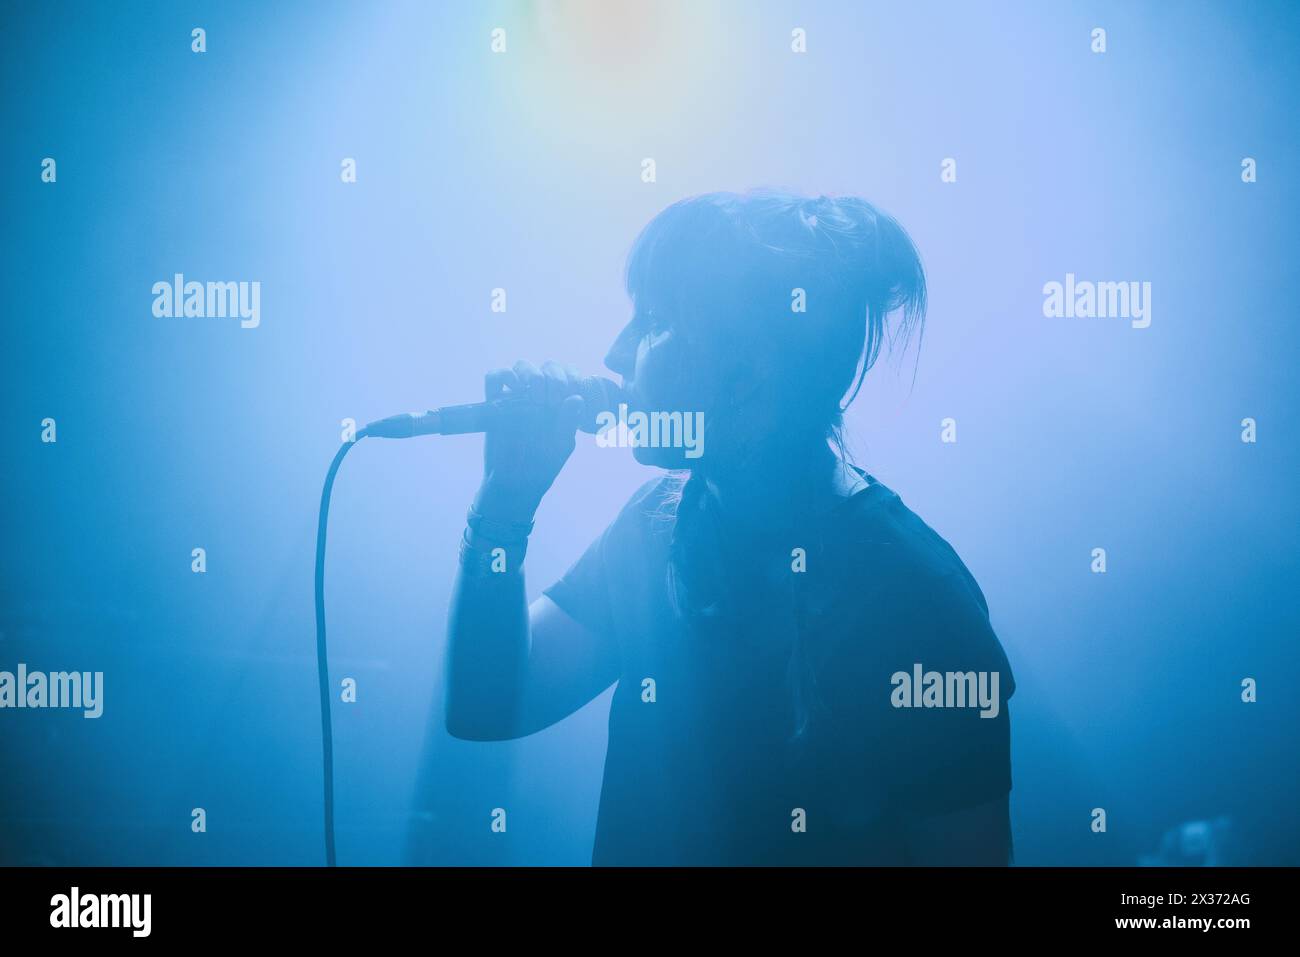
xmin=362 ymin=360 xmax=621 ymax=524
xmin=476 ymin=360 xmax=613 ymax=524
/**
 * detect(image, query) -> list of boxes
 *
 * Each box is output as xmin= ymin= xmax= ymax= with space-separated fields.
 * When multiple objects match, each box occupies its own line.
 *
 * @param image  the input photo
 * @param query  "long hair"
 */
xmin=625 ymin=190 xmax=927 ymax=744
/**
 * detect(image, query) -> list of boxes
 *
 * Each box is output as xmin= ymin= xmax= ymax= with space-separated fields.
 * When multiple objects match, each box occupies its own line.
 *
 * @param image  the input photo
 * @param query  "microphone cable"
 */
xmin=308 ymin=377 xmax=615 ymax=865
xmin=313 ymin=429 xmax=368 ymax=866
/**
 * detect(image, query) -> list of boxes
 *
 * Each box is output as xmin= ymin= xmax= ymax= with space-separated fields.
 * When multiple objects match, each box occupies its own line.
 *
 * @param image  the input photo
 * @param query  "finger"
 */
xmin=540 ymin=360 xmax=572 ymax=408
xmin=512 ymin=359 xmax=542 ymax=399
xmin=557 ymin=393 xmax=586 ymax=436
xmin=485 ymin=367 xmax=519 ymax=401
xmin=563 ymin=363 xmax=583 ymax=393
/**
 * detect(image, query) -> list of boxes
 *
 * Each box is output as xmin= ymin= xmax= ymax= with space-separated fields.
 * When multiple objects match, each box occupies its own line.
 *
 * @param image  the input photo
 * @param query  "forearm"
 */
xmin=442 ymin=358 xmax=587 ymax=738
xmin=443 ymin=504 xmax=535 ymax=741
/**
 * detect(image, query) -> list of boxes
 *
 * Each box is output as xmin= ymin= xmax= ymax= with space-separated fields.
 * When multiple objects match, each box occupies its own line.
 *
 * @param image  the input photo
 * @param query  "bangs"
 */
xmin=624 ymin=194 xmax=738 ymax=322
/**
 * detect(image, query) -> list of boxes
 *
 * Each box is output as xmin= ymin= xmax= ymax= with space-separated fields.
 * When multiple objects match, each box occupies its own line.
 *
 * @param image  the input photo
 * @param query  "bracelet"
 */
xmin=458 ymin=528 xmax=526 ymax=577
xmin=466 ymin=504 xmax=534 ymax=545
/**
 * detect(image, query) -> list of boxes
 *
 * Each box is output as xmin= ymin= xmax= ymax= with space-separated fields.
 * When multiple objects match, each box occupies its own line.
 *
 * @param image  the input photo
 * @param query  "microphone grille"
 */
xmin=578 ymin=376 xmax=623 ymax=434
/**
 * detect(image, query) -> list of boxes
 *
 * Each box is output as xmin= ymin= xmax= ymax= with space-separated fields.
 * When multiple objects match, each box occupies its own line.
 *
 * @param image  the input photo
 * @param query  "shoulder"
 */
xmin=573 ymin=473 xmax=680 ymax=566
xmin=625 ymin=472 xmax=681 ymax=514
xmin=831 ymin=479 xmax=1015 ymax=696
xmin=604 ymin=473 xmax=681 ymax=536
xmin=839 ymin=481 xmax=983 ymax=595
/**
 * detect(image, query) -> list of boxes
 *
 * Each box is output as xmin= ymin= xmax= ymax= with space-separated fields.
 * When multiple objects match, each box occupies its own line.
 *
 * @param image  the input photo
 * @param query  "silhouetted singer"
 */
xmin=443 ymin=190 xmax=1016 ymax=865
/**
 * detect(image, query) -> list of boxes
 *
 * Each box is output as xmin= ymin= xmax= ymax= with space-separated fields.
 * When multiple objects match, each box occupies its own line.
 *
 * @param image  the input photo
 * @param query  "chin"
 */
xmin=632 ymin=445 xmax=695 ymax=470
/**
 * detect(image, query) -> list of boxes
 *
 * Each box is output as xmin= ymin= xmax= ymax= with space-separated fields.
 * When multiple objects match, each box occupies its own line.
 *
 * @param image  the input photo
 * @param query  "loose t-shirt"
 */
xmin=542 ymin=471 xmax=1015 ymax=865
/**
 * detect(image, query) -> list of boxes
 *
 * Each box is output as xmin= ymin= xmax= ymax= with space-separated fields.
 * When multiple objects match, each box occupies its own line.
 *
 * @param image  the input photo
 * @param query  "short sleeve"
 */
xmin=540 ymin=477 xmax=669 ymax=644
xmin=541 ymin=520 xmax=618 ymax=641
xmin=893 ymin=695 xmax=1013 ymax=818
xmin=876 ymin=569 xmax=1016 ymax=818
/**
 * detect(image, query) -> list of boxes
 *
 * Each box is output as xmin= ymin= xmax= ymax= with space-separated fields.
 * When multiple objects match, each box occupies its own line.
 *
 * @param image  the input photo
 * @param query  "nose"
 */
xmin=604 ymin=322 xmax=638 ymax=380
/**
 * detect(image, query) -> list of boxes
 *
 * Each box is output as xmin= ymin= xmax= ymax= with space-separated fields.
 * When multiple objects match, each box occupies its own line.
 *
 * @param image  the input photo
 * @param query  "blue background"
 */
xmin=2 ymin=0 xmax=1297 ymax=865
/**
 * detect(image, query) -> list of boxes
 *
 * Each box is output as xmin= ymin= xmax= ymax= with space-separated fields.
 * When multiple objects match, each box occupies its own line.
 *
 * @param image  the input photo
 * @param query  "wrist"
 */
xmin=466 ymin=502 xmax=534 ymax=546
xmin=458 ymin=528 xmax=526 ymax=577
xmin=473 ymin=482 xmax=542 ymax=526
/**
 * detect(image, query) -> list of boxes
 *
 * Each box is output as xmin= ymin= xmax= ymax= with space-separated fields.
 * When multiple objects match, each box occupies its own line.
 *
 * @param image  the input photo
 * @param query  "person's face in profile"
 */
xmin=604 ymin=307 xmax=708 ymax=468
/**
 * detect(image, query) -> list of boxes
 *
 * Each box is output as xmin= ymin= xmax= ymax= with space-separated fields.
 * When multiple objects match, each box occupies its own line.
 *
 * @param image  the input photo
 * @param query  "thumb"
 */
xmin=556 ymin=394 xmax=586 ymax=436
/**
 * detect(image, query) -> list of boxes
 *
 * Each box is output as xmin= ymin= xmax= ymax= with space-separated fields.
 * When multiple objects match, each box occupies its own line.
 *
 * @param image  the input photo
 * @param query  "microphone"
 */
xmin=363 ymin=376 xmax=623 ymax=439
